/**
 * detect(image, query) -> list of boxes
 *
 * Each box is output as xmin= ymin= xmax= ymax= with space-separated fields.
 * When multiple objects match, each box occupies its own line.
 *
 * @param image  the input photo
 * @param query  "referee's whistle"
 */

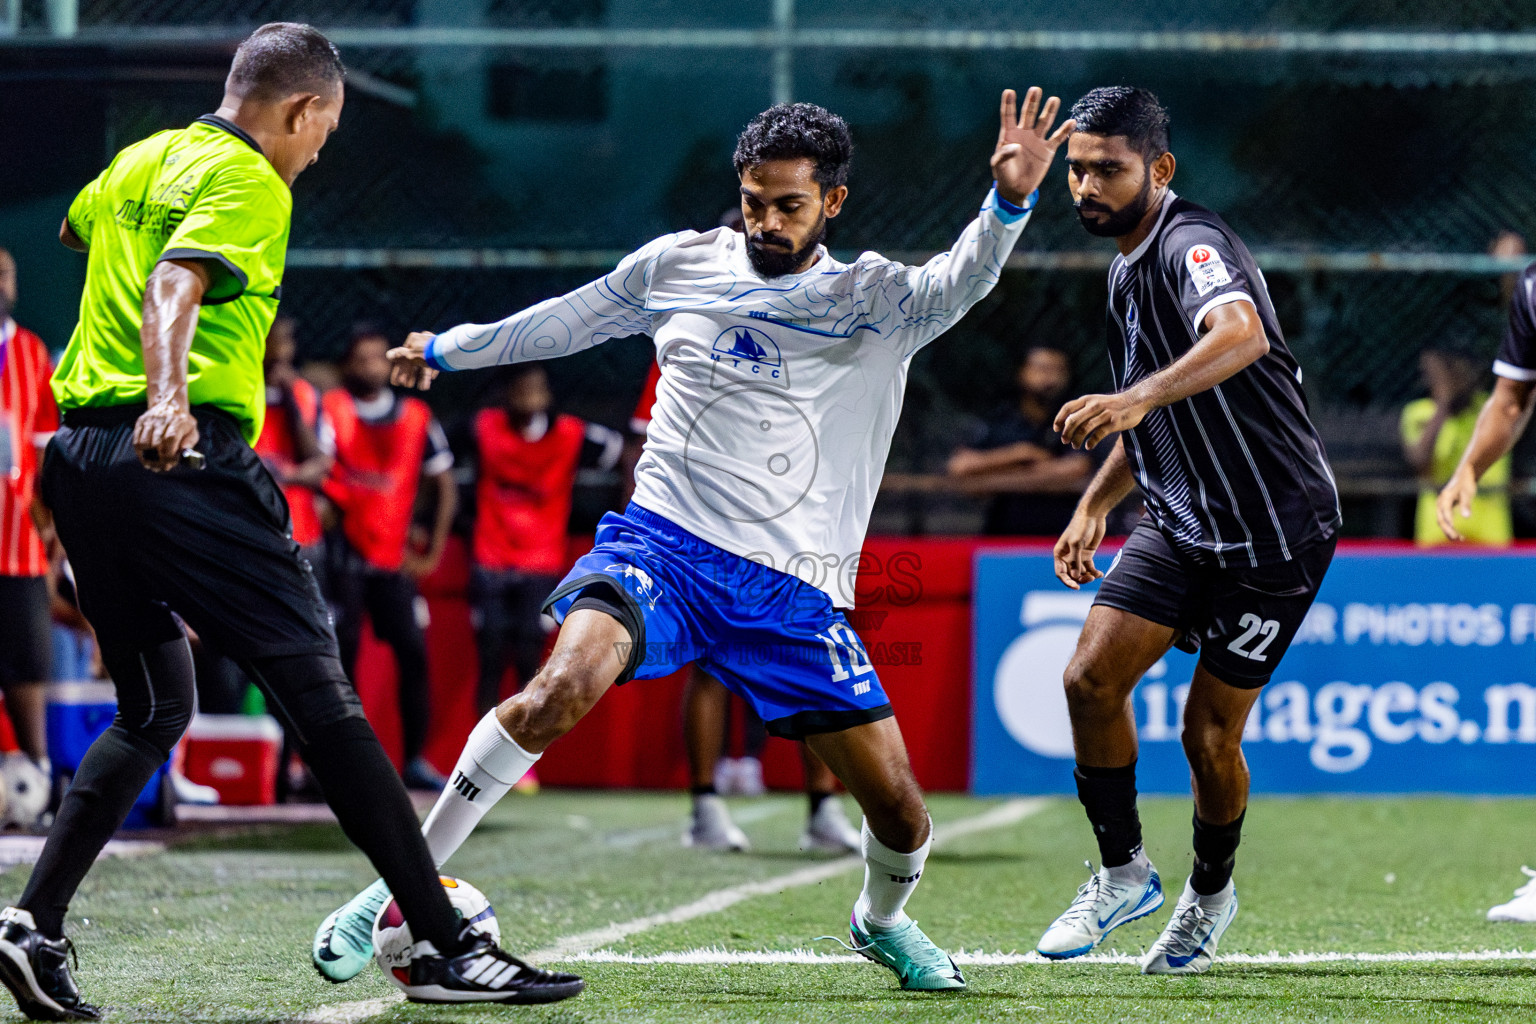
xmin=142 ymin=447 xmax=206 ymax=470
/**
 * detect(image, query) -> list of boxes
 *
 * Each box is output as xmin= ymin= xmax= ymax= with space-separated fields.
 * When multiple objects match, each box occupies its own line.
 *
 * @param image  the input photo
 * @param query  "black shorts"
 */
xmin=1093 ymin=519 xmax=1336 ymax=688
xmin=0 ymin=576 xmax=51 ymax=686
xmin=42 ymin=405 xmax=337 ymax=660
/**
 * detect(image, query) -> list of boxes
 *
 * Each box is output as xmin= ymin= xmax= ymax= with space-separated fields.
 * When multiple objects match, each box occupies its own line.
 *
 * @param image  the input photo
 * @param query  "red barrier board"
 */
xmin=354 ymin=535 xmax=1445 ymax=793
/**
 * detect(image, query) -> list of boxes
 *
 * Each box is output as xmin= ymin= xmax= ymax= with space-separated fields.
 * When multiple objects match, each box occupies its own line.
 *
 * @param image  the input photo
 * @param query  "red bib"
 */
xmin=472 ymin=409 xmax=585 ymax=574
xmin=254 ymin=378 xmax=323 ymax=547
xmin=323 ymin=390 xmax=431 ymax=570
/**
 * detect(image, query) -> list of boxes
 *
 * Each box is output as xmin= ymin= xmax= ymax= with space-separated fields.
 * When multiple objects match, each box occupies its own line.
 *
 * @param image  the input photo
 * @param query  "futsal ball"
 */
xmin=373 ymin=876 xmax=499 ymax=988
xmin=0 ymin=755 xmax=49 ymax=828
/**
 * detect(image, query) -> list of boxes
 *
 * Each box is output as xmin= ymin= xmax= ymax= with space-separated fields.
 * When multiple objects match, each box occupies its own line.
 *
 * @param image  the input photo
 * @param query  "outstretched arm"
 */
xmin=1436 ymin=377 xmax=1536 ymax=540
xmin=388 ymin=234 xmax=680 ymax=390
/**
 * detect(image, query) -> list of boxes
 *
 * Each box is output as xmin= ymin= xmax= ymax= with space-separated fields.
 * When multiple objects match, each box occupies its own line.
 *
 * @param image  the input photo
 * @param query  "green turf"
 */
xmin=8 ymin=793 xmax=1536 ymax=1022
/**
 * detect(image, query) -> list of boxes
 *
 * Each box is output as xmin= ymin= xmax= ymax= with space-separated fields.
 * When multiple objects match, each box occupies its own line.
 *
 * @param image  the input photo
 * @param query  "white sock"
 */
xmin=1106 ymin=846 xmax=1151 ymax=885
xmin=421 ymin=711 xmax=540 ymax=867
xmin=855 ymin=817 xmax=932 ymax=931
xmin=1185 ymin=875 xmax=1233 ymax=908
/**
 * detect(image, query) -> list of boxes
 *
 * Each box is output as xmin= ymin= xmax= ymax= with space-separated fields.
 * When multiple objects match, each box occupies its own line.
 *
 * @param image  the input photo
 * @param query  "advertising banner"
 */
xmin=973 ymin=547 xmax=1536 ymax=794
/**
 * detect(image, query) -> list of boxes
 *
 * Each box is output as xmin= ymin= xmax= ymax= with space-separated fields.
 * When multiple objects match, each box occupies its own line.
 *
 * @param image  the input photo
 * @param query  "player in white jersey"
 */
xmin=312 ymin=89 xmax=1073 ymax=992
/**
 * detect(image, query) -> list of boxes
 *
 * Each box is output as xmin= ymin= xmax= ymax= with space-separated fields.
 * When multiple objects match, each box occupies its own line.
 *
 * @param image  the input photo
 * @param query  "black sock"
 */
xmin=21 ymin=726 xmax=167 ymax=938
xmin=1074 ymin=761 xmax=1142 ymax=869
xmin=691 ymin=784 xmax=716 ymax=797
xmin=807 ymin=790 xmax=832 ymax=816
xmin=1190 ymin=810 xmax=1244 ymax=896
xmin=299 ymin=716 xmax=466 ymax=954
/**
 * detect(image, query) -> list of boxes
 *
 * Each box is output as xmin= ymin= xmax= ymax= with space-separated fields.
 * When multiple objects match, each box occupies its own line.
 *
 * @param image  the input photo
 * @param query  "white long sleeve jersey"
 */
xmin=426 ymin=189 xmax=1031 ymax=605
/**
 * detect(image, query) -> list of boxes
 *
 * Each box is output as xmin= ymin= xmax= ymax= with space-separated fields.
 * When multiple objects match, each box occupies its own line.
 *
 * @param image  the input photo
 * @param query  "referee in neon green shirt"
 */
xmin=0 ymin=24 xmax=581 ymax=1019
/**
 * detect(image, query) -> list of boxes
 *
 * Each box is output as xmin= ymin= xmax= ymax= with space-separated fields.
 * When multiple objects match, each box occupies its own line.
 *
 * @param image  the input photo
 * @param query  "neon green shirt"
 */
xmin=54 ymin=115 xmax=290 ymax=443
xmin=1401 ymin=394 xmax=1512 ymax=546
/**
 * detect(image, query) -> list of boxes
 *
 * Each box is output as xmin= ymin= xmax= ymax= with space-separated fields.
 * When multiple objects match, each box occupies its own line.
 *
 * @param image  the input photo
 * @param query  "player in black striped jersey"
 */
xmin=1033 ymin=87 xmax=1340 ymax=974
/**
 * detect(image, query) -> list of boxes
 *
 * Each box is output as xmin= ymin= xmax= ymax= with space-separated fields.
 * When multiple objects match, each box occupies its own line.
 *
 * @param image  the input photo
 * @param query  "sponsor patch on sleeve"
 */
xmin=1185 ymin=244 xmax=1233 ymax=297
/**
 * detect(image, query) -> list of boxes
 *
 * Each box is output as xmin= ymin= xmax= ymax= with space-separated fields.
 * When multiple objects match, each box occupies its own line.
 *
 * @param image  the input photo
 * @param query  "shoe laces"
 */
xmin=1154 ymin=899 xmax=1212 ymax=954
xmin=331 ymin=906 xmax=376 ymax=952
xmin=820 ymin=919 xmax=953 ymax=975
xmin=1512 ymin=866 xmax=1536 ymax=898
xmin=1055 ymin=862 xmax=1113 ymax=928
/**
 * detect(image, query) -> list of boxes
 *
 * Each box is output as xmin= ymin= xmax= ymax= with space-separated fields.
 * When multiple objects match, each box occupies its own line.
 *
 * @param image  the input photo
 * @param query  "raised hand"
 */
xmin=388 ymin=331 xmax=439 ymax=391
xmin=991 ymin=86 xmax=1075 ymax=207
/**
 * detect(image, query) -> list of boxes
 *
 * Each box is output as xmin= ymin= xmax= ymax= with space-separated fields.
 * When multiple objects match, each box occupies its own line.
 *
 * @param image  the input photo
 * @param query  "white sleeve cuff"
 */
xmin=1494 ymin=359 xmax=1536 ymax=381
xmin=1191 ymin=291 xmax=1254 ymax=333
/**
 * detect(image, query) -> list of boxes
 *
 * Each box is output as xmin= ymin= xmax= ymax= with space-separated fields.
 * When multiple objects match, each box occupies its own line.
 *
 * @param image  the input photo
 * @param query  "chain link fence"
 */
xmin=7 ymin=1 xmax=1536 ymax=533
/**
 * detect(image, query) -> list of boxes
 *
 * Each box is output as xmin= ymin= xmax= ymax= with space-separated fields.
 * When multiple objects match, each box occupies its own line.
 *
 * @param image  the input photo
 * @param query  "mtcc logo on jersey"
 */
xmin=993 ymin=590 xmax=1174 ymax=758
xmin=711 ymin=326 xmax=786 ymax=389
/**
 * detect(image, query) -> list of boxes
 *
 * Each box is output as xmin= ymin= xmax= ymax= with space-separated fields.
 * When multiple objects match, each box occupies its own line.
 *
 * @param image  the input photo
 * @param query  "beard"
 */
xmin=1076 ymin=176 xmax=1155 ymax=238
xmin=0 ymin=294 xmax=11 ymax=323
xmin=746 ymin=216 xmax=827 ymax=278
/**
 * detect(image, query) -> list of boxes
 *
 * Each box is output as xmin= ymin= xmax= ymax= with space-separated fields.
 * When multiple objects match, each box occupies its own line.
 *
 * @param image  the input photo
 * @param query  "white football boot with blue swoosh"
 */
xmin=1141 ymin=877 xmax=1237 ymax=975
xmin=1036 ymin=860 xmax=1164 ymax=959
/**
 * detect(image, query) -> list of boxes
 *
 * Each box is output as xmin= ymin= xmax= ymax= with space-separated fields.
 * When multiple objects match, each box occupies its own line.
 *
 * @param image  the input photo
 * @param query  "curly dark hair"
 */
xmin=733 ymin=102 xmax=854 ymax=195
xmin=1068 ymin=87 xmax=1170 ymax=164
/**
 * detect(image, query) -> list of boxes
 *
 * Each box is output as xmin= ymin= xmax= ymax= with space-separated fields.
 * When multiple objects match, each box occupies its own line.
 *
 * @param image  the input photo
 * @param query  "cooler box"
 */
xmin=182 ymin=714 xmax=282 ymax=805
xmin=46 ymin=680 xmax=171 ymax=829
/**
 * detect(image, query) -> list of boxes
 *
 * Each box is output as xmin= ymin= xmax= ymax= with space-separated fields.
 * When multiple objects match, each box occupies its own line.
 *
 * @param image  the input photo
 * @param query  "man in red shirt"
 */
xmin=471 ymin=364 xmax=622 ymax=724
xmin=256 ymin=315 xmax=329 ymax=554
xmin=0 ymin=248 xmax=58 ymax=792
xmin=323 ymin=323 xmax=457 ymax=789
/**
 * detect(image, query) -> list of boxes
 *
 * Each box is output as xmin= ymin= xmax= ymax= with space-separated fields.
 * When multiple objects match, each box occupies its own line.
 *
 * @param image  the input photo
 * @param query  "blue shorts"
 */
xmin=541 ymin=504 xmax=893 ymax=739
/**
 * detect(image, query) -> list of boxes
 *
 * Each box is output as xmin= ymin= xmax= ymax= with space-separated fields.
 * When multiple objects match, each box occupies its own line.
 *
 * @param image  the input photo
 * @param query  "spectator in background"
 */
xmin=323 ymin=323 xmax=457 ymax=789
xmin=0 ymin=247 xmax=58 ymax=803
xmin=469 ymin=363 xmax=623 ymax=779
xmin=258 ymin=315 xmax=330 ymax=558
xmin=947 ymin=345 xmax=1094 ymax=535
xmin=1403 ymin=344 xmax=1511 ymax=546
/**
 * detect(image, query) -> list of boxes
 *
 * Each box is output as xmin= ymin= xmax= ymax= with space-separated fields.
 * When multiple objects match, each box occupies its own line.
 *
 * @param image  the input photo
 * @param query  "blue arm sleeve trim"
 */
xmin=423 ymin=334 xmax=449 ymax=372
xmin=987 ymin=186 xmax=1037 ymax=223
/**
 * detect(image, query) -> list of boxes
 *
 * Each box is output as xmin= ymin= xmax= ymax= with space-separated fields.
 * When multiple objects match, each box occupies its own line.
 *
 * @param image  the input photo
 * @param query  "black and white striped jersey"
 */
xmin=1494 ymin=262 xmax=1536 ymax=382
xmin=1104 ymin=192 xmax=1340 ymax=567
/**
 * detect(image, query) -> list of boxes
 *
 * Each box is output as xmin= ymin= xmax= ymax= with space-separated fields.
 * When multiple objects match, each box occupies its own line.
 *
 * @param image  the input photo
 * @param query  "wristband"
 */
xmin=990 ymin=186 xmax=1038 ymax=222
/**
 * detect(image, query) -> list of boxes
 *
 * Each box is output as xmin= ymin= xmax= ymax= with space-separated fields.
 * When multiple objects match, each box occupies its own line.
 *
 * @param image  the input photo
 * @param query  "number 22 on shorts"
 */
xmin=1227 ymin=613 xmax=1280 ymax=661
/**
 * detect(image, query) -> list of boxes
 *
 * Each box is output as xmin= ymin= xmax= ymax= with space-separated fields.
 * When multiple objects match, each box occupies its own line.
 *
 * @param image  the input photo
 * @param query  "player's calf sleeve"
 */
xmin=19 ymin=725 xmax=166 ymax=937
xmin=856 ymin=817 xmax=933 ymax=930
xmin=299 ymin=716 xmax=465 ymax=954
xmin=1074 ymin=761 xmax=1143 ymax=869
xmin=421 ymin=711 xmax=540 ymax=867
xmin=1190 ymin=809 xmax=1245 ymax=896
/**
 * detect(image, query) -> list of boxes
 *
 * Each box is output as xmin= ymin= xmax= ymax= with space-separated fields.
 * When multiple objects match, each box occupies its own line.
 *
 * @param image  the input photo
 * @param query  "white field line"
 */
xmin=296 ymin=997 xmax=401 ymax=1023
xmin=527 ymin=797 xmax=1049 ymax=962
xmin=555 ymin=947 xmax=1536 ymax=967
xmin=300 ymin=798 xmax=1047 ymax=1024
xmin=601 ymin=799 xmax=794 ymax=849
xmin=293 ymin=946 xmax=1536 ymax=1023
